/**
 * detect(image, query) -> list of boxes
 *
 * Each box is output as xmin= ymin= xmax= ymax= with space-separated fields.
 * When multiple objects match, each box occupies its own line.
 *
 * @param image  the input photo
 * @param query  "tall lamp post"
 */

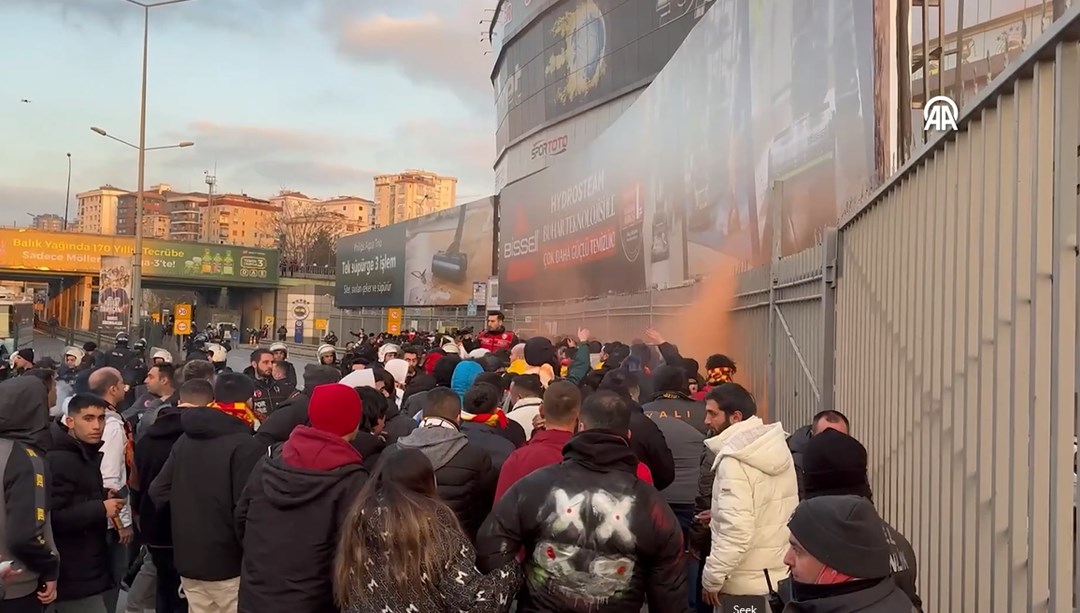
xmin=111 ymin=0 xmax=197 ymax=333
xmin=64 ymin=153 xmax=72 ymax=231
xmin=90 ymin=126 xmax=193 ymax=332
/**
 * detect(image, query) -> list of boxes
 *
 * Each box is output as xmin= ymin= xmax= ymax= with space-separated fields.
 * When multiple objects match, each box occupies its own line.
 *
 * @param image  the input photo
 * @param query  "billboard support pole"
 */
xmin=766 ymin=181 xmax=784 ymax=419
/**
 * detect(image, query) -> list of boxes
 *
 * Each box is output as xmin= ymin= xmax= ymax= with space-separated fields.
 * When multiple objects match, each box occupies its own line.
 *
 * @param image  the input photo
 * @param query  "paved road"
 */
xmin=31 ymin=332 xmax=318 ymax=387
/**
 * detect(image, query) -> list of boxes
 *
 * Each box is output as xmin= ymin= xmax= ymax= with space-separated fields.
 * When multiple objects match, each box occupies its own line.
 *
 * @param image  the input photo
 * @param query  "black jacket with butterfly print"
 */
xmin=475 ymin=429 xmax=688 ymax=613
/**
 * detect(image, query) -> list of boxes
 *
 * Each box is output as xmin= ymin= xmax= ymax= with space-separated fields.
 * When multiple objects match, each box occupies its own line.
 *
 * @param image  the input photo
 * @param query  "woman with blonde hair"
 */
xmin=333 ymin=447 xmax=520 ymax=613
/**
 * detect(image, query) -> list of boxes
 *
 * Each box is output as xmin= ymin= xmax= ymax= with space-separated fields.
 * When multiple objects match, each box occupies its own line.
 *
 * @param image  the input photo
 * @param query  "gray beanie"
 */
xmin=787 ymin=495 xmax=892 ymax=579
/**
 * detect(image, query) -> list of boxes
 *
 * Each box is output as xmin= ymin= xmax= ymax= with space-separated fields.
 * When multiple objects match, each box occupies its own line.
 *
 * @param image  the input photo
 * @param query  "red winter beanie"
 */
xmin=308 ymin=383 xmax=362 ymax=437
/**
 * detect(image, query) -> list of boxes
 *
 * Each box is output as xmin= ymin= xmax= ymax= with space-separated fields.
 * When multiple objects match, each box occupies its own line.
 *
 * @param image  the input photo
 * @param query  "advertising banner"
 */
xmin=494 ymin=0 xmax=714 ymax=154
xmin=98 ymin=256 xmax=131 ymax=332
xmin=497 ymin=0 xmax=878 ymax=302
xmin=336 ymin=198 xmax=496 ymax=308
xmin=403 ymin=198 xmax=496 ymax=306
xmin=335 ymin=225 xmax=407 ymax=307
xmin=0 ymin=229 xmax=278 ymax=285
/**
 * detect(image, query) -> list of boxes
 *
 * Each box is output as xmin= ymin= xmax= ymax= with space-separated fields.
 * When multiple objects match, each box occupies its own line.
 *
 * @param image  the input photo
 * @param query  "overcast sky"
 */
xmin=0 ymin=0 xmax=498 ymax=225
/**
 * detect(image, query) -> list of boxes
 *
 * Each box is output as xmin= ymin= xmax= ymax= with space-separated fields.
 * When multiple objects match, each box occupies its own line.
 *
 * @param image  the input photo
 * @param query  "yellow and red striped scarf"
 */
xmin=209 ymin=401 xmax=259 ymax=428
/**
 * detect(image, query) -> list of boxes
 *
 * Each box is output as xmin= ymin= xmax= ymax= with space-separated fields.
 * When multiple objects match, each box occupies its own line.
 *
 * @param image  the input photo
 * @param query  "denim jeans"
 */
xmin=670 ymin=503 xmax=704 ymax=612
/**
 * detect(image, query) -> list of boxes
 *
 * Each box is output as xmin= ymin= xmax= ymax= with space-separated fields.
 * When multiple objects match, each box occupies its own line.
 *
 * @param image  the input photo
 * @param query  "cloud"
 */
xmin=329 ymin=2 xmax=494 ymax=112
xmin=1 ymin=0 xmax=305 ymax=32
xmin=245 ymin=160 xmax=378 ymax=192
xmin=179 ymin=121 xmax=355 ymax=159
xmin=0 ymin=185 xmax=69 ymax=222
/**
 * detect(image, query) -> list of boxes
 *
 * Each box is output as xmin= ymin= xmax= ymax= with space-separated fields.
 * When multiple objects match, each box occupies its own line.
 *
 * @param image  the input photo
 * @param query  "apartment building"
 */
xmin=31 ymin=214 xmax=66 ymax=232
xmin=75 ymin=185 xmax=128 ymax=234
xmin=203 ymin=193 xmax=279 ymax=248
xmin=320 ymin=195 xmax=375 ymax=234
xmin=374 ymin=170 xmax=457 ymax=227
xmin=165 ymin=192 xmax=207 ymax=242
xmin=116 ymin=184 xmax=169 ymax=236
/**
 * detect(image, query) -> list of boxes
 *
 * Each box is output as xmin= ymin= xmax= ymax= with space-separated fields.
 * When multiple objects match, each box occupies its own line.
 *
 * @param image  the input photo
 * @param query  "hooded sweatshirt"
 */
xmin=450 ymin=361 xmax=484 ymax=402
xmin=477 ymin=430 xmax=687 ymax=613
xmin=237 ymin=426 xmax=367 ymax=613
xmin=0 ymin=377 xmax=59 ymax=600
xmin=392 ymin=422 xmax=495 ymax=541
xmin=702 ymin=416 xmax=799 ymax=596
xmin=148 ymin=407 xmax=263 ymax=581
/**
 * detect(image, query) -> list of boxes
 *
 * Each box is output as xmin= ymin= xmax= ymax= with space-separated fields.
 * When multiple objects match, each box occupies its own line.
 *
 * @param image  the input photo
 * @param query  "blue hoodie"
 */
xmin=450 ymin=361 xmax=484 ymax=402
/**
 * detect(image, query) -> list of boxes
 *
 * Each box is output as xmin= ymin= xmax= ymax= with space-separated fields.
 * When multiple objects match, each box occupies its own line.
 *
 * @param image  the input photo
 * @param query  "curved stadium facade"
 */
xmin=489 ymin=0 xmax=716 ymax=191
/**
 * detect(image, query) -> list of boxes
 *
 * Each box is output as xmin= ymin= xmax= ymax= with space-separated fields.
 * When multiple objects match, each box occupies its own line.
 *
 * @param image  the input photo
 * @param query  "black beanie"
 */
xmin=433 ymin=355 xmax=462 ymax=388
xmin=524 ymin=337 xmax=555 ymax=368
xmin=652 ymin=365 xmax=689 ymax=395
xmin=787 ymin=495 xmax=892 ymax=579
xmin=214 ymin=373 xmax=255 ymax=404
xmin=16 ymin=349 xmax=33 ymax=364
xmin=802 ymin=429 xmax=873 ymax=500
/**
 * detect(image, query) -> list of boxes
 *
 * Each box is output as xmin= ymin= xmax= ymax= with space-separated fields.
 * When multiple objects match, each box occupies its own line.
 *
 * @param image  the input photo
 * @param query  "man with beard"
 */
xmin=253 ymin=365 xmax=342 ymax=449
xmin=247 ymin=349 xmax=277 ymax=423
xmin=475 ymin=311 xmax=519 ymax=354
xmin=699 ymin=382 xmax=798 ymax=607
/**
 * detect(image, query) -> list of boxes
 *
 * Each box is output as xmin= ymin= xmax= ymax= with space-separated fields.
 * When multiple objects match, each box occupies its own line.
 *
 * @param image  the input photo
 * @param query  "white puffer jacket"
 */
xmin=701 ymin=416 xmax=799 ymax=596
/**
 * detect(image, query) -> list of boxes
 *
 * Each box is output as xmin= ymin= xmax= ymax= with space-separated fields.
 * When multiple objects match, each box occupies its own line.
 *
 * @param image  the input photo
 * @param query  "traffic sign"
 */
xmin=467 ymin=301 xmax=477 ymax=317
xmin=386 ymin=308 xmax=403 ymax=335
xmin=174 ymin=320 xmax=191 ymax=335
xmin=175 ymin=304 xmax=192 ymax=319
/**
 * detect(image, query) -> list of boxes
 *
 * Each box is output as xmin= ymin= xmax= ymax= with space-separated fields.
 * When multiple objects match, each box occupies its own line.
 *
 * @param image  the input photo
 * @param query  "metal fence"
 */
xmin=833 ymin=12 xmax=1080 ymax=611
xmin=495 ymin=9 xmax=1080 ymax=609
xmin=501 ymin=239 xmax=835 ymax=429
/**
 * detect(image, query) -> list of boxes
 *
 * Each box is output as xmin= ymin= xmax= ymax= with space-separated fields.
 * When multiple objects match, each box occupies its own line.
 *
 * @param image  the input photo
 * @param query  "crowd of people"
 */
xmin=0 ymin=310 xmax=922 ymax=613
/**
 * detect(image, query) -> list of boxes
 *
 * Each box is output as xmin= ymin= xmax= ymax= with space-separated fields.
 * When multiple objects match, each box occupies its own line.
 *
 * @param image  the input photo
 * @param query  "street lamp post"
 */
xmin=117 ymin=0 xmax=196 ymax=334
xmin=64 ymin=153 xmax=72 ymax=231
xmin=89 ymin=125 xmax=193 ymax=333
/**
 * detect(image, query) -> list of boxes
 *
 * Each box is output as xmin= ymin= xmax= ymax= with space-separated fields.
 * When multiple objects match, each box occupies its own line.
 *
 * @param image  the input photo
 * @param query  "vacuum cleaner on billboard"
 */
xmin=431 ymin=205 xmax=469 ymax=284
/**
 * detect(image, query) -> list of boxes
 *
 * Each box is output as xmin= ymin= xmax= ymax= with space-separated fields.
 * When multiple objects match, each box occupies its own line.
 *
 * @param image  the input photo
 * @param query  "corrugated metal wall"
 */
xmin=835 ymin=17 xmax=1080 ymax=610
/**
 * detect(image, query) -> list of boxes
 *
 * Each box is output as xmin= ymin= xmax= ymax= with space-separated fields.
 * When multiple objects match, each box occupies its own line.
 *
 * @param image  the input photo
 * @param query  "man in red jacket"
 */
xmin=476 ymin=311 xmax=519 ymax=354
xmin=494 ymin=381 xmax=651 ymax=502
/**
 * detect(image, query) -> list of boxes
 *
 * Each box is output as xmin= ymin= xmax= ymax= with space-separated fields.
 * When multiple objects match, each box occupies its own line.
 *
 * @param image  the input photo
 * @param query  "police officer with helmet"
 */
xmin=185 ymin=332 xmax=212 ymax=362
xmin=105 ymin=332 xmax=136 ymax=370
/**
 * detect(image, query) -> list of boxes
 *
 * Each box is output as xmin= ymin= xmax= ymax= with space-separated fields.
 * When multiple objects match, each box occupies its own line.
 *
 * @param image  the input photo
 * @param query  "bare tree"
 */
xmin=269 ymin=203 xmax=345 ymax=269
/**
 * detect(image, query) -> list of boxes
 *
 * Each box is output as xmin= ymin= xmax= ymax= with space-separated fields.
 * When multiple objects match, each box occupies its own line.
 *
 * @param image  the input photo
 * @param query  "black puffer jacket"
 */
xmin=133 ymin=406 xmax=185 ymax=547
xmin=390 ymin=422 xmax=495 ymax=541
xmin=787 ymin=425 xmax=812 ymax=498
xmin=780 ymin=577 xmax=917 ymax=612
xmin=477 ymin=430 xmax=687 ymax=613
xmin=460 ymin=422 xmax=516 ymax=471
xmin=148 ymin=407 xmax=263 ymax=581
xmin=237 ymin=426 xmax=367 ymax=613
xmin=349 ymin=430 xmax=385 ymax=472
xmin=253 ymin=393 xmax=310 ymax=447
xmin=47 ymin=433 xmax=111 ymax=601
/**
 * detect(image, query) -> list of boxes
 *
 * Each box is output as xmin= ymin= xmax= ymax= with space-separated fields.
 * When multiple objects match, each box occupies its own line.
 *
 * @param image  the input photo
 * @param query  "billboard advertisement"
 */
xmin=403 ymin=198 xmax=496 ymax=306
xmin=0 ymin=229 xmax=278 ymax=285
xmin=336 ymin=225 xmax=407 ymax=308
xmin=336 ymin=198 xmax=496 ymax=307
xmin=98 ymin=256 xmax=131 ymax=332
xmin=493 ymin=0 xmax=715 ymax=155
xmin=498 ymin=0 xmax=879 ymax=303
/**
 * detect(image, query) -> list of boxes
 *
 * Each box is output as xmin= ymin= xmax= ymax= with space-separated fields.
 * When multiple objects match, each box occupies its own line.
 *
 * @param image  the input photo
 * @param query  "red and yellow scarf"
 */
xmin=210 ymin=401 xmax=259 ymax=428
xmin=463 ymin=410 xmax=509 ymax=429
xmin=706 ymin=367 xmax=736 ymax=386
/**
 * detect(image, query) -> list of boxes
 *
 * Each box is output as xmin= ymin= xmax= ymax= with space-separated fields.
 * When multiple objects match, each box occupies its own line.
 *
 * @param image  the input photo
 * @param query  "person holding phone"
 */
xmin=48 ymin=393 xmax=124 ymax=613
